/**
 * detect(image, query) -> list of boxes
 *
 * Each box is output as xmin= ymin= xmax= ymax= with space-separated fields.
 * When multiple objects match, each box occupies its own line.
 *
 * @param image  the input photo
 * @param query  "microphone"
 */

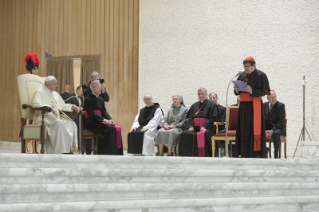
xmin=224 ymin=71 xmax=241 ymax=157
xmin=226 ymin=71 xmax=241 ymax=107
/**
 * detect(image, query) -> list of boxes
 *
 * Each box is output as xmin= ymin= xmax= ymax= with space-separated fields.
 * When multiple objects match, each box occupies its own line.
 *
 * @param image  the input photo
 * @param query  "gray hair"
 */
xmin=91 ymin=71 xmax=100 ymax=79
xmin=198 ymin=87 xmax=207 ymax=94
xmin=90 ymin=80 xmax=101 ymax=89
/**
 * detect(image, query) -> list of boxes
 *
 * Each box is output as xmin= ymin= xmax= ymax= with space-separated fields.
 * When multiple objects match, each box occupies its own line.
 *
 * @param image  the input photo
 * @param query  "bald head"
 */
xmin=64 ymin=85 xmax=72 ymax=94
xmin=267 ymin=90 xmax=277 ymax=105
xmin=143 ymin=94 xmax=153 ymax=107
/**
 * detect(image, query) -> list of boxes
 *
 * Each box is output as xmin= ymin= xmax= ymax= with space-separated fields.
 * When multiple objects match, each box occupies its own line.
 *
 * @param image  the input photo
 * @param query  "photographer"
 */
xmin=82 ymin=71 xmax=110 ymax=102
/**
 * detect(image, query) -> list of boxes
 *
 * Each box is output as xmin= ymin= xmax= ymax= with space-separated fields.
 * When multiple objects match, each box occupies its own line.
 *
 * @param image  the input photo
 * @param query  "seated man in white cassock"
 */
xmin=127 ymin=94 xmax=163 ymax=156
xmin=31 ymin=76 xmax=80 ymax=154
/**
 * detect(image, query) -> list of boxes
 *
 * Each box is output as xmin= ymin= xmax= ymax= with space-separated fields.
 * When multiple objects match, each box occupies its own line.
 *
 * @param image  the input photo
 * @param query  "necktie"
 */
xmin=77 ymin=96 xmax=81 ymax=107
xmin=269 ymin=104 xmax=273 ymax=111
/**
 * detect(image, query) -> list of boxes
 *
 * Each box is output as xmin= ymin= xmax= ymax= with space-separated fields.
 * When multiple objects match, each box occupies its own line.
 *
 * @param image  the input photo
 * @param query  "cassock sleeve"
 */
xmin=131 ymin=113 xmax=140 ymax=129
xmin=202 ymin=103 xmax=218 ymax=129
xmin=145 ymin=108 xmax=163 ymax=131
xmin=84 ymin=98 xmax=105 ymax=122
xmin=100 ymin=89 xmax=110 ymax=102
xmin=186 ymin=105 xmax=195 ymax=128
xmin=251 ymin=71 xmax=270 ymax=97
xmin=101 ymin=99 xmax=112 ymax=120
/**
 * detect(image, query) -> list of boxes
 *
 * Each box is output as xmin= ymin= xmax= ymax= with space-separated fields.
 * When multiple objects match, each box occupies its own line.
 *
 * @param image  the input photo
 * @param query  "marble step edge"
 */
xmin=0 ymin=196 xmax=319 ymax=211
xmin=3 ymin=176 xmax=318 ymax=185
xmin=1 ymin=168 xmax=319 ymax=177
xmin=1 ymin=153 xmax=319 ymax=165
xmin=2 ymin=182 xmax=319 ymax=194
xmin=1 ymin=161 xmax=317 ymax=171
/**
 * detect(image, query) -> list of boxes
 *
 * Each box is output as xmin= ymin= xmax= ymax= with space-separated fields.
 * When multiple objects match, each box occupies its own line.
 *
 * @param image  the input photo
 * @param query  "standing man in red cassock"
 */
xmin=234 ymin=56 xmax=270 ymax=158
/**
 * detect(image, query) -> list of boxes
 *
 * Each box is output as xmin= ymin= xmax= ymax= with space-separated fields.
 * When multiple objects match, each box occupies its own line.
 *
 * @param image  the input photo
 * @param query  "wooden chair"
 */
xmin=211 ymin=106 xmax=239 ymax=157
xmin=267 ymin=119 xmax=287 ymax=159
xmin=16 ymin=74 xmax=51 ymax=154
xmin=81 ymin=111 xmax=99 ymax=155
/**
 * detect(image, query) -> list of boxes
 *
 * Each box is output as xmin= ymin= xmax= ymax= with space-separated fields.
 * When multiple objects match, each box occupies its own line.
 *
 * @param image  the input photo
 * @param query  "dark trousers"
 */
xmin=272 ymin=129 xmax=282 ymax=158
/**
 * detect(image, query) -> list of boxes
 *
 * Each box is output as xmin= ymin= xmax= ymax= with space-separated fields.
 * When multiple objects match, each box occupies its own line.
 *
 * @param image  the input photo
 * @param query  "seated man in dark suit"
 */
xmin=209 ymin=92 xmax=226 ymax=131
xmin=82 ymin=71 xmax=109 ymax=102
xmin=209 ymin=92 xmax=226 ymax=156
xmin=263 ymin=90 xmax=286 ymax=158
xmin=71 ymin=86 xmax=84 ymax=147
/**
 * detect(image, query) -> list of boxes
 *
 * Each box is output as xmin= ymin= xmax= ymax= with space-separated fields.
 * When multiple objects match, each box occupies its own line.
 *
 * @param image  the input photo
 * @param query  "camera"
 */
xmin=99 ymin=78 xmax=105 ymax=84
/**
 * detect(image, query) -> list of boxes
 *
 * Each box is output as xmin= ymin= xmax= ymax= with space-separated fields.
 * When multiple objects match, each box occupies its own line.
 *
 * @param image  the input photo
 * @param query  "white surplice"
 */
xmin=131 ymin=108 xmax=164 ymax=156
xmin=31 ymin=86 xmax=78 ymax=154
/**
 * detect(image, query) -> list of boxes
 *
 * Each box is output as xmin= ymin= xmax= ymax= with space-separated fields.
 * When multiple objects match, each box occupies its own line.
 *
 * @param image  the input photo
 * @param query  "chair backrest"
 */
xmin=16 ymin=74 xmax=45 ymax=119
xmin=227 ymin=106 xmax=239 ymax=131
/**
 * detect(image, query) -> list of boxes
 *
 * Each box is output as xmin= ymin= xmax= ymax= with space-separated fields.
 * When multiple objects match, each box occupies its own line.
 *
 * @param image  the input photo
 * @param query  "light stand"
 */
xmin=224 ymin=72 xmax=241 ymax=157
xmin=293 ymin=75 xmax=312 ymax=158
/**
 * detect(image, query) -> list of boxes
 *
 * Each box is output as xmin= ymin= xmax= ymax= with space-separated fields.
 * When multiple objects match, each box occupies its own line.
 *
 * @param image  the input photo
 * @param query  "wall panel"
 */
xmin=0 ymin=0 xmax=139 ymax=150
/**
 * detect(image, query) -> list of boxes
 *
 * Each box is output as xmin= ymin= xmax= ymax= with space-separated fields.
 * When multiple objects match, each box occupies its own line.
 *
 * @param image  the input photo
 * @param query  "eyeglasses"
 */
xmin=243 ymin=65 xmax=251 ymax=69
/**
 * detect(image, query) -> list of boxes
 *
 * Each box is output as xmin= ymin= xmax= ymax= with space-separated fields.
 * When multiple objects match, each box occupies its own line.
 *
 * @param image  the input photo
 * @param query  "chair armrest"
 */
xmin=22 ymin=104 xmax=52 ymax=112
xmin=214 ymin=122 xmax=225 ymax=126
xmin=214 ymin=122 xmax=225 ymax=134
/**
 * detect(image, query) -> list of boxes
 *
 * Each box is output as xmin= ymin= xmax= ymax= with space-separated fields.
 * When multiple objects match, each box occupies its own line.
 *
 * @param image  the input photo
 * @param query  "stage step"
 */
xmin=1 ymin=153 xmax=319 ymax=211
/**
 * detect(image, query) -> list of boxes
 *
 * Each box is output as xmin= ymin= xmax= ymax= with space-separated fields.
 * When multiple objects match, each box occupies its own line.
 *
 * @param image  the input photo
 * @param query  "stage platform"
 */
xmin=1 ymin=151 xmax=319 ymax=212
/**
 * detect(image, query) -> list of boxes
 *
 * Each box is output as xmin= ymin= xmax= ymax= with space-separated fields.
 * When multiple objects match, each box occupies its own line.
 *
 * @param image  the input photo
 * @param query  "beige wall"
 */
xmin=139 ymin=0 xmax=319 ymax=157
xmin=0 ymin=0 xmax=139 ymax=150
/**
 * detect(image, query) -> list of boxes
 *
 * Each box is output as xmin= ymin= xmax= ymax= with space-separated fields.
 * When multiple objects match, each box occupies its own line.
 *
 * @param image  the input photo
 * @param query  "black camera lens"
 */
xmin=99 ymin=78 xmax=104 ymax=84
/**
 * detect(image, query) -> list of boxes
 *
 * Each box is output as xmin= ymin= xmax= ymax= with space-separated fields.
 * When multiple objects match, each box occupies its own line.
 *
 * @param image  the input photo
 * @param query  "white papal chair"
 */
xmin=16 ymin=74 xmax=51 ymax=154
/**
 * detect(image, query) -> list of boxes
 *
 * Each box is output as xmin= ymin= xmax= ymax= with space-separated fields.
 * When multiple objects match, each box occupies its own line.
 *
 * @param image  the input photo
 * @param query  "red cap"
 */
xmin=244 ymin=56 xmax=255 ymax=61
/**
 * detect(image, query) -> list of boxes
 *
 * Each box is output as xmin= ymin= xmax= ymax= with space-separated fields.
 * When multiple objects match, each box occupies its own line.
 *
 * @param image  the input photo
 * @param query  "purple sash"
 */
xmin=193 ymin=118 xmax=208 ymax=157
xmin=84 ymin=110 xmax=102 ymax=119
xmin=85 ymin=110 xmax=122 ymax=149
xmin=114 ymin=125 xmax=122 ymax=149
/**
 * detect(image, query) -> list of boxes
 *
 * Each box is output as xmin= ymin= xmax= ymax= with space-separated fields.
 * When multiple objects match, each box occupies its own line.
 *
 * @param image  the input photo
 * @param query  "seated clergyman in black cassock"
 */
xmin=127 ymin=94 xmax=164 ymax=156
xmin=83 ymin=80 xmax=123 ymax=155
xmin=179 ymin=87 xmax=218 ymax=157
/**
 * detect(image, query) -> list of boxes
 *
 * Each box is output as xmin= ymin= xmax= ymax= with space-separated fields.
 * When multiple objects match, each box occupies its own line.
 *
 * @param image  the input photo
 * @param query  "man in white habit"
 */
xmin=127 ymin=94 xmax=163 ymax=156
xmin=31 ymin=76 xmax=80 ymax=154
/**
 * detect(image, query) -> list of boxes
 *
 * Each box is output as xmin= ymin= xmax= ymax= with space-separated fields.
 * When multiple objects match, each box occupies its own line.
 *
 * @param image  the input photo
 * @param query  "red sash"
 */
xmin=193 ymin=118 xmax=208 ymax=157
xmin=84 ymin=110 xmax=122 ymax=149
xmin=239 ymin=93 xmax=262 ymax=151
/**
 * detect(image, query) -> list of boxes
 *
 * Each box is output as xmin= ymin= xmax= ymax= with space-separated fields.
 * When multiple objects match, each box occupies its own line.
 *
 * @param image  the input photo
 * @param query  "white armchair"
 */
xmin=16 ymin=74 xmax=51 ymax=154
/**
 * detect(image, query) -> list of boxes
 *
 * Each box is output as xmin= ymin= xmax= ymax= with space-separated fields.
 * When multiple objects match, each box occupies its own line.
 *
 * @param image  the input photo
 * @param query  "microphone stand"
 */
xmin=225 ymin=71 xmax=241 ymax=157
xmin=293 ymin=75 xmax=311 ymax=158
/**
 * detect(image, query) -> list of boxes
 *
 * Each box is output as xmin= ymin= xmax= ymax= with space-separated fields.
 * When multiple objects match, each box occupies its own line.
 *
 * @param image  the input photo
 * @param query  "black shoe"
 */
xmin=274 ymin=154 xmax=279 ymax=159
